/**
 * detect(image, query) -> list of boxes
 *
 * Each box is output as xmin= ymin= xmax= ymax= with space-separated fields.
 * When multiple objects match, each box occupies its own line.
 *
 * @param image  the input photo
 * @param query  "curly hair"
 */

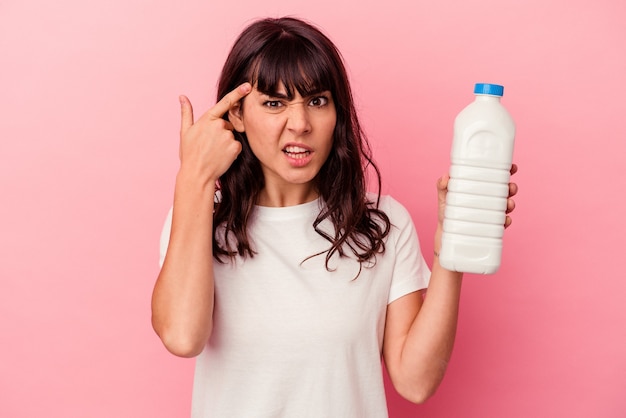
xmin=213 ymin=17 xmax=391 ymax=272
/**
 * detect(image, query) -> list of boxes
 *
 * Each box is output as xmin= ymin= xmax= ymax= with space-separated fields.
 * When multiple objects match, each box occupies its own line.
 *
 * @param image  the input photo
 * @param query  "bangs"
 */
xmin=250 ymin=35 xmax=334 ymax=99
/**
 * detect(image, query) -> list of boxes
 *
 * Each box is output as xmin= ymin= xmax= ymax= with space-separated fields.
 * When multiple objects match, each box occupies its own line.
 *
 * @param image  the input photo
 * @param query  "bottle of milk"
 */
xmin=439 ymin=83 xmax=516 ymax=274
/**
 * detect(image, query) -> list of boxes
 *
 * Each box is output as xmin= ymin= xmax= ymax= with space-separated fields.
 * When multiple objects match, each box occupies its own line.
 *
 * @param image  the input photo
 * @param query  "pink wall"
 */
xmin=1 ymin=0 xmax=625 ymax=417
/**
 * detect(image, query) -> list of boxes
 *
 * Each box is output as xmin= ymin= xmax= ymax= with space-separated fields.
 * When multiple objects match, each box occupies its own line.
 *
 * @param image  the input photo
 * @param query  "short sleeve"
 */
xmin=382 ymin=196 xmax=431 ymax=304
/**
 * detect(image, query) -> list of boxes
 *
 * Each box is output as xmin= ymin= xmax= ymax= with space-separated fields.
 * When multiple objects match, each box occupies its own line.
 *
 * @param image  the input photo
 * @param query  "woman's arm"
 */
xmin=382 ymin=245 xmax=462 ymax=403
xmin=151 ymin=174 xmax=218 ymax=358
xmin=383 ymin=166 xmax=518 ymax=403
xmin=151 ymin=84 xmax=251 ymax=357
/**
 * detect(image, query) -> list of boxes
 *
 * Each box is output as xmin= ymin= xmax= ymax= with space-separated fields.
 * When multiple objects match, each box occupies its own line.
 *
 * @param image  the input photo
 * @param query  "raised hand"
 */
xmin=178 ymin=83 xmax=252 ymax=186
xmin=437 ymin=163 xmax=519 ymax=228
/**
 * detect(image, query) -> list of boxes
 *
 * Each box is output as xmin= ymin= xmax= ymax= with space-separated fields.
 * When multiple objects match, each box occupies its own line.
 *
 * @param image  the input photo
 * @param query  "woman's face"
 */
xmin=232 ymin=82 xmax=337 ymax=204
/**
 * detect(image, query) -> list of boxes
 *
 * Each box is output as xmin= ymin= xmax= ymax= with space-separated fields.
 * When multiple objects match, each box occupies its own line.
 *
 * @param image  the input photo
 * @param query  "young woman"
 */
xmin=152 ymin=16 xmax=517 ymax=417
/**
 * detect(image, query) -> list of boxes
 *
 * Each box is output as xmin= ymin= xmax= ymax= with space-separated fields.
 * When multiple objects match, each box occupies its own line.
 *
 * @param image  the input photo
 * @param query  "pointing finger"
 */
xmin=179 ymin=95 xmax=194 ymax=135
xmin=205 ymin=82 xmax=252 ymax=120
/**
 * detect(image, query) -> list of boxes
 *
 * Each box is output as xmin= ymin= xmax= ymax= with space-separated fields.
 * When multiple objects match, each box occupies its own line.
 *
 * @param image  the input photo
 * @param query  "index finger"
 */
xmin=205 ymin=82 xmax=252 ymax=120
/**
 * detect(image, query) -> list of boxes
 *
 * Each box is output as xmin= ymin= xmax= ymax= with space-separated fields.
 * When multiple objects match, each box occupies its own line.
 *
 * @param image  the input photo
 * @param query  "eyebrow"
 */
xmin=263 ymin=91 xmax=289 ymax=100
xmin=262 ymin=89 xmax=330 ymax=100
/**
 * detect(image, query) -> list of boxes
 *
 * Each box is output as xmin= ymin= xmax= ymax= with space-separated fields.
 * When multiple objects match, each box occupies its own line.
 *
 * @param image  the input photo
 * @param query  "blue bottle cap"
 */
xmin=474 ymin=83 xmax=504 ymax=97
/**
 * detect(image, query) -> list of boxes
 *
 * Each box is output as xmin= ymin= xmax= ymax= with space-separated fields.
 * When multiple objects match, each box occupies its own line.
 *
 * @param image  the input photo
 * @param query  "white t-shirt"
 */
xmin=159 ymin=195 xmax=430 ymax=417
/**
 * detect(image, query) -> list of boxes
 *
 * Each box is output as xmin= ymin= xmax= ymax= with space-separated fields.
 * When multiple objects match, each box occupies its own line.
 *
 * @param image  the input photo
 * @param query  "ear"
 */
xmin=229 ymin=102 xmax=245 ymax=133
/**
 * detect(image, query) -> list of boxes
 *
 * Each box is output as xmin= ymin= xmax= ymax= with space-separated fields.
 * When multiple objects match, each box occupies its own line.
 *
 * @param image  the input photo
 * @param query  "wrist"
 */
xmin=431 ymin=251 xmax=464 ymax=279
xmin=176 ymin=168 xmax=218 ymax=193
xmin=434 ymin=223 xmax=443 ymax=255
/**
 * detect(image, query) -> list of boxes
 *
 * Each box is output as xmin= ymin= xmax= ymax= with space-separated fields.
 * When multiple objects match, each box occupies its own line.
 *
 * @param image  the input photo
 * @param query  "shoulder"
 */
xmin=368 ymin=193 xmax=413 ymax=225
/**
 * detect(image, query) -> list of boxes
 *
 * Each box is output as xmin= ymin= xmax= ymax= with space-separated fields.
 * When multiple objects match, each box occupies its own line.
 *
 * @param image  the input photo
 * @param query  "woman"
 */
xmin=152 ymin=16 xmax=517 ymax=417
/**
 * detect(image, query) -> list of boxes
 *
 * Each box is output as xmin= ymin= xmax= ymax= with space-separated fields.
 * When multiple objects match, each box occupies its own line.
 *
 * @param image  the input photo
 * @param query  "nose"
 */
xmin=285 ymin=102 xmax=312 ymax=135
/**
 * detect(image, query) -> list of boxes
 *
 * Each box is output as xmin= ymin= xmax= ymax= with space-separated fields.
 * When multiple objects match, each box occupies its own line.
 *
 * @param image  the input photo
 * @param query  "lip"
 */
xmin=282 ymin=143 xmax=314 ymax=167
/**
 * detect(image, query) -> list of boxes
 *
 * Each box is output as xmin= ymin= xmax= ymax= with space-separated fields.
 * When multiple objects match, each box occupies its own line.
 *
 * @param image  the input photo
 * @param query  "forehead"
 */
xmin=254 ymin=81 xmax=326 ymax=98
xmin=251 ymin=50 xmax=332 ymax=100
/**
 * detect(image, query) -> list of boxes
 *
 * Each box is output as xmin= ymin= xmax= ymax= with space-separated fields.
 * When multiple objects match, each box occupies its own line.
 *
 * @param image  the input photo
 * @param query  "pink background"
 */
xmin=1 ymin=0 xmax=625 ymax=417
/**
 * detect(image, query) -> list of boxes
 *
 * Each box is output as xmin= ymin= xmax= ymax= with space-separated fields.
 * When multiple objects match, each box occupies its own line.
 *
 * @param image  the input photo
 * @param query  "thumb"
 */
xmin=179 ymin=95 xmax=194 ymax=135
xmin=437 ymin=174 xmax=449 ymax=225
xmin=437 ymin=174 xmax=449 ymax=194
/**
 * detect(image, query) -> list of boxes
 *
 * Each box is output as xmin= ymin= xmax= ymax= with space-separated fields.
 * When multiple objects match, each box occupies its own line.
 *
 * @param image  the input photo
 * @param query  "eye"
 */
xmin=309 ymin=96 xmax=329 ymax=107
xmin=263 ymin=100 xmax=284 ymax=109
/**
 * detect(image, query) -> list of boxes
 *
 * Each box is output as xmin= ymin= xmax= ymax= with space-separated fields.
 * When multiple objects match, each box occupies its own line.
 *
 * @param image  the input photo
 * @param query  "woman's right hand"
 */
xmin=178 ymin=83 xmax=252 ymax=187
xmin=152 ymin=84 xmax=252 ymax=357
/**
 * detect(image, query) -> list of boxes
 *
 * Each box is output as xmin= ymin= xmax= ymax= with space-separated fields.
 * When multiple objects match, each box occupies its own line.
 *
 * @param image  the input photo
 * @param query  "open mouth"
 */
xmin=283 ymin=145 xmax=312 ymax=159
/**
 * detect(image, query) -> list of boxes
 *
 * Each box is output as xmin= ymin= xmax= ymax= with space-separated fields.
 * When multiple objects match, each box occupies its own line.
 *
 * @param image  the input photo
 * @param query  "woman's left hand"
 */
xmin=437 ymin=163 xmax=519 ymax=228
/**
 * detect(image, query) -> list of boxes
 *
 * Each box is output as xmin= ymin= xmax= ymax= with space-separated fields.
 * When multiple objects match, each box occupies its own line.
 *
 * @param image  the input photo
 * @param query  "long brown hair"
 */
xmin=214 ymin=17 xmax=391 ymax=271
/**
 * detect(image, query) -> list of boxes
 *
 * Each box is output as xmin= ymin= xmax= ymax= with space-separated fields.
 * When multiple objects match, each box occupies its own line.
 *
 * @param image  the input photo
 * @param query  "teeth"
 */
xmin=286 ymin=153 xmax=307 ymax=159
xmin=284 ymin=146 xmax=309 ymax=153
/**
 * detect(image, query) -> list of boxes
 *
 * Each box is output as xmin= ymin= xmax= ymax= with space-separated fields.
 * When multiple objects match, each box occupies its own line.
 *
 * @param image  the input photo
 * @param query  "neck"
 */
xmin=256 ymin=185 xmax=319 ymax=207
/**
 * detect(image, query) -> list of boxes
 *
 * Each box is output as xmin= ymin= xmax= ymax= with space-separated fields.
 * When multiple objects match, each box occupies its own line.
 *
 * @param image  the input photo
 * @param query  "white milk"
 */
xmin=439 ymin=83 xmax=516 ymax=274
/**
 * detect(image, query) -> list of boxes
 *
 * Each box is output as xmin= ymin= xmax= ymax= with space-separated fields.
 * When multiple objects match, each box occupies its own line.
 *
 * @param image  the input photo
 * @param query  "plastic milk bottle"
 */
xmin=439 ymin=83 xmax=516 ymax=274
